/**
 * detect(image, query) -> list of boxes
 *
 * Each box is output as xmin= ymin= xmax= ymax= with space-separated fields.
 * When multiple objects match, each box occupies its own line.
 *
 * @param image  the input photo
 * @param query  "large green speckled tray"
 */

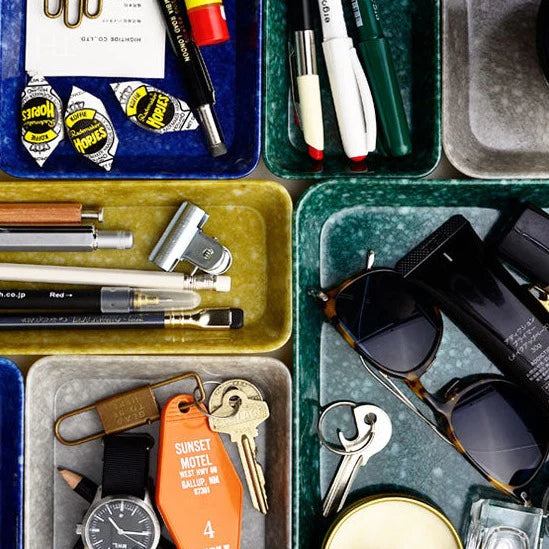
xmin=263 ymin=0 xmax=441 ymax=180
xmin=0 ymin=180 xmax=292 ymax=354
xmin=293 ymin=179 xmax=549 ymax=549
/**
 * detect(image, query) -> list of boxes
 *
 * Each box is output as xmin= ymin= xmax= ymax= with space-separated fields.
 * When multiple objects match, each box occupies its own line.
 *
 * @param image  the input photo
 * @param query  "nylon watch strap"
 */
xmin=101 ymin=433 xmax=153 ymax=498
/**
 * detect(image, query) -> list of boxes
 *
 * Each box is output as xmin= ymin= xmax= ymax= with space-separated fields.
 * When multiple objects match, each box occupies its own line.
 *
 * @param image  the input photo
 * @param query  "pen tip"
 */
xmin=209 ymin=142 xmax=228 ymax=157
xmin=308 ymin=146 xmax=324 ymax=161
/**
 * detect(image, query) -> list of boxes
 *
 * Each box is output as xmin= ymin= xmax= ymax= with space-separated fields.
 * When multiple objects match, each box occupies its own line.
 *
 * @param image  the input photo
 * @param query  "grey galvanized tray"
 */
xmin=25 ymin=355 xmax=291 ymax=549
xmin=443 ymin=0 xmax=549 ymax=178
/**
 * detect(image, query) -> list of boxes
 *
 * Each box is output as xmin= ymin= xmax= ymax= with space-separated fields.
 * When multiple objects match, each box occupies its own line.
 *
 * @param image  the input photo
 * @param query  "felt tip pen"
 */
xmin=351 ymin=0 xmax=412 ymax=157
xmin=0 ymin=263 xmax=231 ymax=292
xmin=184 ymin=0 xmax=229 ymax=46
xmin=0 ymin=287 xmax=202 ymax=313
xmin=0 ymin=203 xmax=103 ymax=225
xmin=0 ymin=308 xmax=244 ymax=330
xmin=157 ymin=0 xmax=227 ymax=157
xmin=288 ymin=0 xmax=324 ymax=160
xmin=317 ymin=0 xmax=377 ymax=161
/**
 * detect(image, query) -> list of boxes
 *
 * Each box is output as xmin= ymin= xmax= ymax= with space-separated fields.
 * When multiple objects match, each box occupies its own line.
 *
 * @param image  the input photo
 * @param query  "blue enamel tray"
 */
xmin=0 ymin=358 xmax=24 ymax=549
xmin=0 ymin=0 xmax=261 ymax=179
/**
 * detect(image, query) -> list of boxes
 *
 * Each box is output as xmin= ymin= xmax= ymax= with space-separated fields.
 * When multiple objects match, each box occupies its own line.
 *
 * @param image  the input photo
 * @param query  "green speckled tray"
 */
xmin=293 ymin=179 xmax=549 ymax=548
xmin=0 ymin=179 xmax=292 ymax=355
xmin=263 ymin=0 xmax=441 ymax=180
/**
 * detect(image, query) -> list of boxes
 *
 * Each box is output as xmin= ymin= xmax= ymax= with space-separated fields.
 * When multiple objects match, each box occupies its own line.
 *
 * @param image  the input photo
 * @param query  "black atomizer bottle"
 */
xmin=396 ymin=215 xmax=549 ymax=410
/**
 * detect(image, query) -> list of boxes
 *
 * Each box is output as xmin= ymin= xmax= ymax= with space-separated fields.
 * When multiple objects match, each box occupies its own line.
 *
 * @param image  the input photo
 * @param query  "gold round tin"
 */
xmin=322 ymin=495 xmax=463 ymax=549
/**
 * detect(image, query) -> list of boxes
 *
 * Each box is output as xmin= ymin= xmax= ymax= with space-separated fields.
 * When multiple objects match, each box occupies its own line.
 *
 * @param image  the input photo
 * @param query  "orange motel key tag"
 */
xmin=156 ymin=394 xmax=243 ymax=549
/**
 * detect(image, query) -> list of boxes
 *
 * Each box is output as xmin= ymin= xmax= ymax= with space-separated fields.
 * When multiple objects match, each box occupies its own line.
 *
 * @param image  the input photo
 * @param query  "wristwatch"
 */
xmin=76 ymin=433 xmax=161 ymax=549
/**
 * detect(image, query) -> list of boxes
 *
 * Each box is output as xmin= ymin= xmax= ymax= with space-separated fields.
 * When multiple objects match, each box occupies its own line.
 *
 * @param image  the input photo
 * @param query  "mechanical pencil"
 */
xmin=0 ymin=203 xmax=103 ymax=225
xmin=0 ymin=226 xmax=132 ymax=252
xmin=0 ymin=287 xmax=201 ymax=313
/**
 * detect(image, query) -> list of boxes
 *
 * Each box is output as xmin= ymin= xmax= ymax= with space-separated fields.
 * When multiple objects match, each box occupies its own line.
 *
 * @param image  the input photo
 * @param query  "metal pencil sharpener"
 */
xmin=149 ymin=202 xmax=232 ymax=275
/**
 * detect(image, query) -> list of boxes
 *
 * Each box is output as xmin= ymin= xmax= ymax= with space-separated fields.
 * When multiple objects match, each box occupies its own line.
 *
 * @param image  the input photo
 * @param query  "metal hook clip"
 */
xmin=149 ymin=202 xmax=232 ymax=276
xmin=54 ymin=372 xmax=206 ymax=446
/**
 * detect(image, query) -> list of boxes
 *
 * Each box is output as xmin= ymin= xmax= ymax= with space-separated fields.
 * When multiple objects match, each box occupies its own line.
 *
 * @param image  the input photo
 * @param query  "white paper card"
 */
xmin=25 ymin=0 xmax=166 ymax=78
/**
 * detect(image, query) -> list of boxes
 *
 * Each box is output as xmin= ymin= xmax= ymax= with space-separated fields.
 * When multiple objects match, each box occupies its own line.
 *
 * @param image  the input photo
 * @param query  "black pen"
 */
xmin=157 ymin=0 xmax=227 ymax=157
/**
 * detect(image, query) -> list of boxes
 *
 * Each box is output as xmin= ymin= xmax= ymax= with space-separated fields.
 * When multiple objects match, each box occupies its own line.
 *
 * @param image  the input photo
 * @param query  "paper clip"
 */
xmin=43 ymin=0 xmax=103 ymax=29
xmin=54 ymin=372 xmax=206 ymax=446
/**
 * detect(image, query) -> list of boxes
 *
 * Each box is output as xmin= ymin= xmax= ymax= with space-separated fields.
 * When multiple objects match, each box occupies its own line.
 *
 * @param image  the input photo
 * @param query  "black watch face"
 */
xmin=84 ymin=498 xmax=158 ymax=549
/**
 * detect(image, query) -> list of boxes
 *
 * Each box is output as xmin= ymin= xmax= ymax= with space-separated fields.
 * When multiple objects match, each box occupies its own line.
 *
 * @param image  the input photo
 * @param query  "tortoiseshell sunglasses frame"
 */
xmin=316 ymin=266 xmax=549 ymax=502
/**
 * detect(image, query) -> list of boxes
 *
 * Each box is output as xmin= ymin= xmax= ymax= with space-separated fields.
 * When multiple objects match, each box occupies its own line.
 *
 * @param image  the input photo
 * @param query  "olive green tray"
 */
xmin=293 ymin=179 xmax=549 ymax=548
xmin=0 ymin=180 xmax=292 ymax=354
xmin=263 ymin=0 xmax=441 ymax=180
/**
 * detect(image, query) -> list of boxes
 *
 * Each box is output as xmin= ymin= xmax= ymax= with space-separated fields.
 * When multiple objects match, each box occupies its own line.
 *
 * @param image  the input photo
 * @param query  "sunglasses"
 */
xmin=313 ymin=251 xmax=549 ymax=502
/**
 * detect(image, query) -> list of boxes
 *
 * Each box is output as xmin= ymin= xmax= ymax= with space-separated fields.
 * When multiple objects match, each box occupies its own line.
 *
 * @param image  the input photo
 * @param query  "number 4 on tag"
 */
xmin=156 ymin=394 xmax=243 ymax=549
xmin=204 ymin=521 xmax=215 ymax=539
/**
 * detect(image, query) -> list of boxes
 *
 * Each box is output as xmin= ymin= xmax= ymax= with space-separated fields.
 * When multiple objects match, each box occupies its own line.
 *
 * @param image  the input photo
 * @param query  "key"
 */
xmin=209 ymin=388 xmax=270 ymax=514
xmin=322 ymin=405 xmax=392 ymax=517
xmin=208 ymin=378 xmax=263 ymax=409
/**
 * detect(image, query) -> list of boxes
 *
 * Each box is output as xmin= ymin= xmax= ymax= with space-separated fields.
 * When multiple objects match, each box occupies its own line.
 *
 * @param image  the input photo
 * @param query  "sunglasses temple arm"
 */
xmin=359 ymin=357 xmax=453 ymax=447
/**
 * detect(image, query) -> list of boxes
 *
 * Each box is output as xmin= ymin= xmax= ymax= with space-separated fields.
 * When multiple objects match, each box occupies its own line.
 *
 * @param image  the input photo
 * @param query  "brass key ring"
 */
xmin=54 ymin=371 xmax=206 ymax=445
xmin=318 ymin=401 xmax=377 ymax=457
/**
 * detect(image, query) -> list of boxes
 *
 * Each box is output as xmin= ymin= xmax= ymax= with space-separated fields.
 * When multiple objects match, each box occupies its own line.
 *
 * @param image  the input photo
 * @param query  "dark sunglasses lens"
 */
xmin=452 ymin=381 xmax=547 ymax=488
xmin=335 ymin=271 xmax=440 ymax=374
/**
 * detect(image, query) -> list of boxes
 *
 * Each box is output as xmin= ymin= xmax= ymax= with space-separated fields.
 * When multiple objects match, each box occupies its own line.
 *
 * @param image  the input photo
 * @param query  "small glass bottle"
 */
xmin=465 ymin=499 xmax=545 ymax=549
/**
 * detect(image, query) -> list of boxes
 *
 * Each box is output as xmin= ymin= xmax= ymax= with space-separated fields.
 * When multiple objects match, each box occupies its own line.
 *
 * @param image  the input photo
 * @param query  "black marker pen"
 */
xmin=157 ymin=0 xmax=227 ymax=157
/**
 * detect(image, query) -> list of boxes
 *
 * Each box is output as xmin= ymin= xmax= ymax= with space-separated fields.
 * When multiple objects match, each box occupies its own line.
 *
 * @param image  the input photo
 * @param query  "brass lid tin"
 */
xmin=323 ymin=495 xmax=463 ymax=549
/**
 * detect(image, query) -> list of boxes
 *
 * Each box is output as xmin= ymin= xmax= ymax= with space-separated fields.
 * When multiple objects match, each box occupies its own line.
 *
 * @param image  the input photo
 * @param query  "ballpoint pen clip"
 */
xmin=350 ymin=48 xmax=377 ymax=152
xmin=287 ymin=42 xmax=302 ymax=128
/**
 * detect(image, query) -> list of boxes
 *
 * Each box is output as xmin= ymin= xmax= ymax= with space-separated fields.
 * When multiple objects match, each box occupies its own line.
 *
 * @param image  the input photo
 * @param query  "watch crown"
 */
xmin=76 ymin=524 xmax=82 ymax=535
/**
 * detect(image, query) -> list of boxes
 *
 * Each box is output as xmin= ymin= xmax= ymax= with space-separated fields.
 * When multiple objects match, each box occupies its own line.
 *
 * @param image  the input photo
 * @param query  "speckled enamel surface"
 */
xmin=0 ymin=0 xmax=261 ymax=179
xmin=0 ymin=358 xmax=24 ymax=549
xmin=443 ymin=0 xmax=549 ymax=178
xmin=293 ymin=179 xmax=549 ymax=548
xmin=263 ymin=0 xmax=441 ymax=180
xmin=0 ymin=179 xmax=292 ymax=354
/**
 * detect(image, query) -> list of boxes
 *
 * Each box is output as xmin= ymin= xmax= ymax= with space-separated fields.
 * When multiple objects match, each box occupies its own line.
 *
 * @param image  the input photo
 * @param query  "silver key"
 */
xmin=322 ymin=404 xmax=392 ymax=517
xmin=209 ymin=387 xmax=270 ymax=514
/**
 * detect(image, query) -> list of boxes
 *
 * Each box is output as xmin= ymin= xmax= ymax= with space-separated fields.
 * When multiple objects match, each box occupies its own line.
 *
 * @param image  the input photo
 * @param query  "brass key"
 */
xmin=208 ymin=378 xmax=263 ymax=408
xmin=209 ymin=387 xmax=270 ymax=514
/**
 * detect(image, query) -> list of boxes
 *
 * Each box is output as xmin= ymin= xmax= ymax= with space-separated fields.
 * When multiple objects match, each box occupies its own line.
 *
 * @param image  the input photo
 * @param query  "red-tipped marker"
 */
xmin=351 ymin=155 xmax=367 ymax=162
xmin=308 ymin=146 xmax=324 ymax=161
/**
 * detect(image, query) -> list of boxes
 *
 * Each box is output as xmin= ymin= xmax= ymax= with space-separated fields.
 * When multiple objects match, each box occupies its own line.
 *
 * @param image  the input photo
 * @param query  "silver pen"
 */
xmin=0 ymin=226 xmax=133 ymax=251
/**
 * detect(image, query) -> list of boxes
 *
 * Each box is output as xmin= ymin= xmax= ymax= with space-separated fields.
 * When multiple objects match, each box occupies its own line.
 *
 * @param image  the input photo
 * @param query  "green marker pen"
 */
xmin=351 ymin=0 xmax=412 ymax=157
